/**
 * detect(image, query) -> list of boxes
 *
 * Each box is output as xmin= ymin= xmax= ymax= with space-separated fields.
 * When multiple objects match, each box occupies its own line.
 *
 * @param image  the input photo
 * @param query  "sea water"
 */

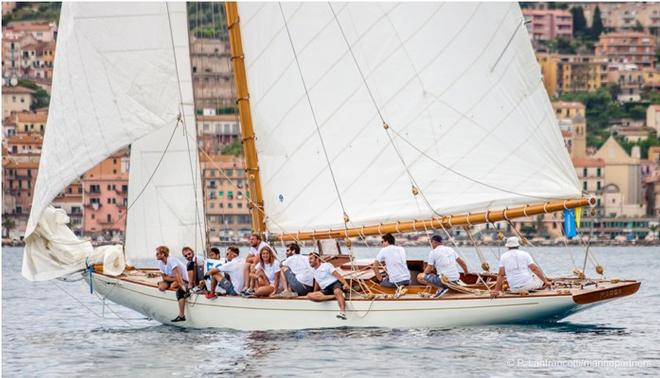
xmin=3 ymin=246 xmax=659 ymax=377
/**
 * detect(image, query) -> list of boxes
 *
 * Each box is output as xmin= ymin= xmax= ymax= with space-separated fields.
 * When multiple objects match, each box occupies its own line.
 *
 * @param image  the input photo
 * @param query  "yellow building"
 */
xmin=552 ymin=101 xmax=587 ymax=158
xmin=594 ymin=137 xmax=645 ymax=217
xmin=536 ymin=53 xmax=607 ymax=97
xmin=16 ymin=110 xmax=47 ymax=135
xmin=2 ymin=85 xmax=34 ymax=118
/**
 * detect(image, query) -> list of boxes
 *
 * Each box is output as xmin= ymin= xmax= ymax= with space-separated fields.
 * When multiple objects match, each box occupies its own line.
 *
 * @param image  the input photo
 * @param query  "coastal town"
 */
xmin=2 ymin=2 xmax=659 ymax=245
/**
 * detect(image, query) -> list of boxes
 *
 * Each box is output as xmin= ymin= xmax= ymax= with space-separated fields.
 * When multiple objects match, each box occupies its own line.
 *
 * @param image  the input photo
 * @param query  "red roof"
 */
xmin=2 ymin=86 xmax=35 ymax=95
xmin=572 ymin=157 xmax=605 ymax=168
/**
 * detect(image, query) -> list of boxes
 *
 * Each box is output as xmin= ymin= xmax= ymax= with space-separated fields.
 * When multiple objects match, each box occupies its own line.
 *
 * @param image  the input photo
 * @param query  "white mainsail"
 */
xmin=23 ymin=2 xmax=204 ymax=280
xmin=237 ymin=2 xmax=580 ymax=234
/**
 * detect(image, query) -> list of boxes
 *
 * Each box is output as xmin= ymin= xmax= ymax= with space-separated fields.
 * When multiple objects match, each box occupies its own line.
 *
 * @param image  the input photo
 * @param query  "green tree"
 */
xmin=221 ymin=141 xmax=243 ymax=156
xmin=2 ymin=216 xmax=16 ymax=238
xmin=18 ymin=80 xmax=50 ymax=109
xmin=632 ymin=20 xmax=644 ymax=32
xmin=571 ymin=6 xmax=588 ymax=37
xmin=589 ymin=6 xmax=604 ymax=39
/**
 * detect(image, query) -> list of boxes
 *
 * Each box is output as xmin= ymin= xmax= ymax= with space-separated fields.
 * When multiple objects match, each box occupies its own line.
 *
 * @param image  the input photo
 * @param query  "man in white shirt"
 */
xmin=307 ymin=252 xmax=351 ymax=320
xmin=241 ymin=233 xmax=270 ymax=295
xmin=280 ymin=243 xmax=314 ymax=297
xmin=205 ymin=246 xmax=245 ymax=299
xmin=490 ymin=237 xmax=551 ymax=298
xmin=417 ymin=234 xmax=469 ymax=298
xmin=372 ymin=233 xmax=411 ymax=288
xmin=155 ymin=245 xmax=189 ymax=322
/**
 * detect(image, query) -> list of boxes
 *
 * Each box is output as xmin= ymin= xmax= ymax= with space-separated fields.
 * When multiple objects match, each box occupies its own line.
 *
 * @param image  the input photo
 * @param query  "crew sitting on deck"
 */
xmin=490 ymin=236 xmax=551 ymax=298
xmin=247 ymin=246 xmax=281 ymax=298
xmin=241 ymin=233 xmax=270 ymax=296
xmin=279 ymin=242 xmax=314 ymax=297
xmin=307 ymin=252 xmax=351 ymax=320
xmin=182 ymin=246 xmax=204 ymax=291
xmin=205 ymin=246 xmax=245 ymax=299
xmin=155 ymin=245 xmax=189 ymax=322
xmin=372 ymin=233 xmax=411 ymax=293
xmin=417 ymin=234 xmax=469 ymax=298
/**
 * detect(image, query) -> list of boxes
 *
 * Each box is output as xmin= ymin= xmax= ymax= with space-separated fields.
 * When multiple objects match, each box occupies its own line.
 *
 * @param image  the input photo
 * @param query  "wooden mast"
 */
xmin=225 ymin=2 xmax=265 ymax=233
xmin=273 ymin=197 xmax=594 ymax=242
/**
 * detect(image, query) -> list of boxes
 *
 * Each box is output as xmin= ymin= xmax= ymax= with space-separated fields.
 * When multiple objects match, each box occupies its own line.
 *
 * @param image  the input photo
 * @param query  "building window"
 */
xmin=583 ymin=181 xmax=587 ymax=190
xmin=596 ymin=168 xmax=601 ymax=177
xmin=107 ymin=214 xmax=112 ymax=223
xmin=583 ymin=168 xmax=587 ymax=177
xmin=597 ymin=182 xmax=601 ymax=190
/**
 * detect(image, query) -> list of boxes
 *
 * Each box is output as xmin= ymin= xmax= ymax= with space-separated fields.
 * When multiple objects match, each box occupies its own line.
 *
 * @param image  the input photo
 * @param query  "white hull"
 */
xmin=88 ymin=273 xmax=596 ymax=331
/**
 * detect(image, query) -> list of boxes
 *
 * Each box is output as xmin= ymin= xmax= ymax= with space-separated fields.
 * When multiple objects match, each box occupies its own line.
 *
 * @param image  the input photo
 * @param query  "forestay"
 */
xmin=23 ymin=2 xmax=204 ymax=279
xmin=237 ymin=2 xmax=580 ymax=234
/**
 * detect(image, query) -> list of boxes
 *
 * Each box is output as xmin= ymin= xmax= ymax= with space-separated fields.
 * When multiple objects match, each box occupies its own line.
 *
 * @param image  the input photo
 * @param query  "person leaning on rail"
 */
xmin=278 ymin=242 xmax=314 ymax=297
xmin=490 ymin=236 xmax=552 ymax=298
xmin=307 ymin=252 xmax=351 ymax=320
xmin=155 ymin=245 xmax=189 ymax=322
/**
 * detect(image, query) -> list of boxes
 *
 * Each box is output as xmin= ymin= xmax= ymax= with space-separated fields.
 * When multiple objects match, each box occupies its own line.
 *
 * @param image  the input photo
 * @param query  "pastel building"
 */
xmin=523 ymin=9 xmax=573 ymax=41
xmin=595 ymin=32 xmax=656 ymax=69
xmin=82 ymin=152 xmax=129 ymax=240
xmin=200 ymin=154 xmax=251 ymax=241
xmin=552 ymin=101 xmax=587 ymax=158
xmin=594 ymin=137 xmax=645 ymax=217
xmin=2 ymin=86 xmax=34 ymax=118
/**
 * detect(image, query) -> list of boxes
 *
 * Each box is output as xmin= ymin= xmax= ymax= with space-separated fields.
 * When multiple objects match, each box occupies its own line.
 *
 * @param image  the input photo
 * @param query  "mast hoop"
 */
xmin=562 ymin=200 xmax=569 ymax=210
xmin=447 ymin=215 xmax=453 ymax=228
xmin=466 ymin=213 xmax=472 ymax=227
xmin=523 ymin=205 xmax=529 ymax=217
xmin=395 ymin=221 xmax=401 ymax=233
xmin=543 ymin=202 xmax=549 ymax=213
xmin=503 ymin=208 xmax=510 ymax=221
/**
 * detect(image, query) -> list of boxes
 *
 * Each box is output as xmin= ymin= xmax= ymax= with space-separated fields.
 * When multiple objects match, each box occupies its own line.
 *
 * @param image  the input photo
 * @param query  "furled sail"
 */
xmin=237 ymin=2 xmax=580 ymax=234
xmin=23 ymin=2 xmax=203 ymax=279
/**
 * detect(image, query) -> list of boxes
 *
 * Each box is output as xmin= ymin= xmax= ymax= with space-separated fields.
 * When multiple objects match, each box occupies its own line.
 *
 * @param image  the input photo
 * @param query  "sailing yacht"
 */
xmin=21 ymin=2 xmax=639 ymax=331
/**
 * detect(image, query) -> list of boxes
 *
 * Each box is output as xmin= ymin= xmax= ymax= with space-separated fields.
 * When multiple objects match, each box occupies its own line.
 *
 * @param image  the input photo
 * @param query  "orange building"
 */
xmin=82 ymin=151 xmax=129 ymax=240
xmin=200 ymin=154 xmax=251 ymax=241
xmin=595 ymin=32 xmax=656 ymax=69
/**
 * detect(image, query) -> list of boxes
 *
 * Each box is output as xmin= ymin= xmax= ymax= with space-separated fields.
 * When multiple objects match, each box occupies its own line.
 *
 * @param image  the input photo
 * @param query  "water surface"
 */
xmin=3 ymin=246 xmax=659 ymax=377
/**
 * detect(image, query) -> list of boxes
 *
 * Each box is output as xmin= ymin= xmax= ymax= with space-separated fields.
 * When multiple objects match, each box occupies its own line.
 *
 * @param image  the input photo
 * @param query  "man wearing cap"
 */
xmin=417 ymin=234 xmax=469 ymax=298
xmin=490 ymin=236 xmax=551 ymax=298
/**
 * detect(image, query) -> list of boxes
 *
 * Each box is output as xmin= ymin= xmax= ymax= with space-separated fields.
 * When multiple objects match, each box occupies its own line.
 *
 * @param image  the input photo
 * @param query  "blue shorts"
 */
xmin=424 ymin=273 xmax=458 ymax=288
xmin=284 ymin=269 xmax=313 ymax=295
xmin=381 ymin=278 xmax=410 ymax=288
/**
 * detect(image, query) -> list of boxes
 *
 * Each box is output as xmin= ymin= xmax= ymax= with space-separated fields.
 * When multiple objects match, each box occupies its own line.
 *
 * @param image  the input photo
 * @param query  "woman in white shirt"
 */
xmin=251 ymin=246 xmax=280 ymax=297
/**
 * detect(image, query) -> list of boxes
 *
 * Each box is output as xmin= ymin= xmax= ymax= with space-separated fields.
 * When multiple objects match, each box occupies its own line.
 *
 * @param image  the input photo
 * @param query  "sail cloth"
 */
xmin=237 ymin=2 xmax=580 ymax=234
xmin=23 ymin=2 xmax=204 ymax=280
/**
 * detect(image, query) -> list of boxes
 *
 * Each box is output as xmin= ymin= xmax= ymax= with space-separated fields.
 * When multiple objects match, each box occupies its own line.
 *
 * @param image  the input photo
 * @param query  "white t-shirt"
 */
xmin=158 ymin=257 xmax=189 ymax=282
xmin=218 ymin=257 xmax=246 ymax=292
xmin=256 ymin=259 xmax=281 ymax=283
xmin=427 ymin=246 xmax=460 ymax=282
xmin=283 ymin=254 xmax=314 ymax=286
xmin=249 ymin=241 xmax=270 ymax=257
xmin=498 ymin=249 xmax=535 ymax=289
xmin=312 ymin=262 xmax=338 ymax=289
xmin=376 ymin=245 xmax=410 ymax=283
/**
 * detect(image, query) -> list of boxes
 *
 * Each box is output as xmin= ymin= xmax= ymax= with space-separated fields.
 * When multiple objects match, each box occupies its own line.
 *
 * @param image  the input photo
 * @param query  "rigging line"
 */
xmin=328 ymin=1 xmax=438 ymax=221
xmin=192 ymin=136 xmax=303 ymax=246
xmin=166 ymin=2 xmax=204 ymax=253
xmin=386 ymin=125 xmax=554 ymax=201
xmin=278 ymin=3 xmax=352 ymax=231
xmin=109 ymin=119 xmax=182 ymax=230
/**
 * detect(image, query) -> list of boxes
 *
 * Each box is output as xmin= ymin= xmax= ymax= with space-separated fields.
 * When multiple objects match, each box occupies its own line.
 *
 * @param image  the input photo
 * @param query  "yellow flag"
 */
xmin=575 ymin=207 xmax=582 ymax=228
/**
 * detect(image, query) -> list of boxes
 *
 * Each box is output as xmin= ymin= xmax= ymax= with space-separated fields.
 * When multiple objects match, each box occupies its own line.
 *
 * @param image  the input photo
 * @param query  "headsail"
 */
xmin=236 ymin=2 xmax=580 ymax=235
xmin=23 ymin=2 xmax=203 ymax=279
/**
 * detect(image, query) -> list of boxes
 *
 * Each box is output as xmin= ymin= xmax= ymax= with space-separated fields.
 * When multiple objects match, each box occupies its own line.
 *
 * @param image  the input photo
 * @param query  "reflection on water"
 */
xmin=3 ymin=247 xmax=659 ymax=377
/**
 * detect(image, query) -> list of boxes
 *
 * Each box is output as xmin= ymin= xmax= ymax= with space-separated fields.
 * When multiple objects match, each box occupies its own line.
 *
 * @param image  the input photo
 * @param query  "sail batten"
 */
xmin=237 ymin=2 xmax=580 ymax=235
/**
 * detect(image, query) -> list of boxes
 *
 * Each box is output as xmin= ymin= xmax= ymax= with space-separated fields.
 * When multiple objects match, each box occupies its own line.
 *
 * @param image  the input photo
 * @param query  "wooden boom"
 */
xmin=225 ymin=2 xmax=266 ymax=233
xmin=272 ymin=197 xmax=594 ymax=242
